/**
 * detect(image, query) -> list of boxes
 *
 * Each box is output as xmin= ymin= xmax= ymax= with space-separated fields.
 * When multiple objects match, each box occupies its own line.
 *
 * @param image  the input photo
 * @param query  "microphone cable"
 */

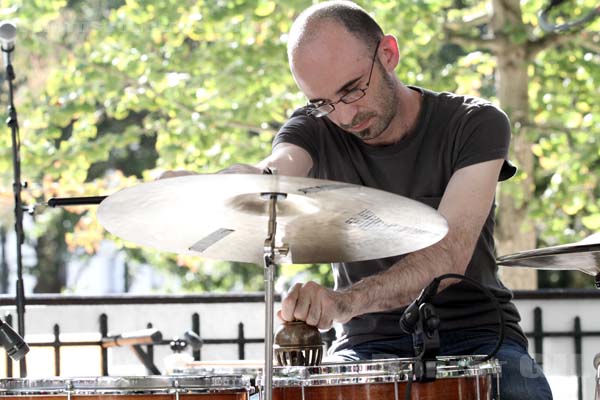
xmin=401 ymin=273 xmax=506 ymax=400
xmin=433 ymin=273 xmax=505 ymax=362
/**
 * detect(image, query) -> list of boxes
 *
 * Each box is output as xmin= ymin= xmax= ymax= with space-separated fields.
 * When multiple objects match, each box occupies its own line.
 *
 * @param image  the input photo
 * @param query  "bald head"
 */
xmin=287 ymin=1 xmax=383 ymax=65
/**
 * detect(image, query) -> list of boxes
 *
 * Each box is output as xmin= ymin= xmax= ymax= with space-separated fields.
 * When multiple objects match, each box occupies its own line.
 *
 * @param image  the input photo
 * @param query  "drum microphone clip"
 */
xmin=0 ymin=318 xmax=29 ymax=361
xmin=399 ymin=277 xmax=441 ymax=382
xmin=170 ymin=330 xmax=203 ymax=353
xmin=399 ymin=277 xmax=441 ymax=335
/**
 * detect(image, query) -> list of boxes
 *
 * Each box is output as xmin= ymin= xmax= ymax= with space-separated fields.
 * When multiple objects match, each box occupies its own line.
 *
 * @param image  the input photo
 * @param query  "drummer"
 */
xmin=164 ymin=1 xmax=552 ymax=399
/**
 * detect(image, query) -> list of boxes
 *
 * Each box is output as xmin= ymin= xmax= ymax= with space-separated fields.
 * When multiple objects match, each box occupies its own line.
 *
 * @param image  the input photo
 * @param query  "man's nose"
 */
xmin=333 ymin=103 xmax=358 ymax=127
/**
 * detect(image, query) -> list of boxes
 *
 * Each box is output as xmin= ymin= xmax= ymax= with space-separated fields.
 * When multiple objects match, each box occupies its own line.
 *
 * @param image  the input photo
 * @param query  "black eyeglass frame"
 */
xmin=307 ymin=40 xmax=381 ymax=118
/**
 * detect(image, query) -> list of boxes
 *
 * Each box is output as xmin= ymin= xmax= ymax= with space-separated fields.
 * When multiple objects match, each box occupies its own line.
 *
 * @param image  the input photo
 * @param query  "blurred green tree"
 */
xmin=0 ymin=0 xmax=597 ymax=293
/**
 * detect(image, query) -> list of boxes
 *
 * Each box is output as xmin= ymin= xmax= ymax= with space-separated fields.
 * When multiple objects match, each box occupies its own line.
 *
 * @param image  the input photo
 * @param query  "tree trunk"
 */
xmin=33 ymin=213 xmax=67 ymax=293
xmin=491 ymin=0 xmax=537 ymax=289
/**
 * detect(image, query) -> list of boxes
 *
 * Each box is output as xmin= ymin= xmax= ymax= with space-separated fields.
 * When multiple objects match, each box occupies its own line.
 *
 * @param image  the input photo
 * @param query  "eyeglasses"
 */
xmin=307 ymin=41 xmax=380 ymax=118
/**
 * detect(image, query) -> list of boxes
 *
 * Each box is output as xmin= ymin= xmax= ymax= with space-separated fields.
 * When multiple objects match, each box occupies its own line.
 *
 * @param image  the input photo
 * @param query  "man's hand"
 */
xmin=218 ymin=164 xmax=262 ymax=174
xmin=278 ymin=281 xmax=354 ymax=330
xmin=157 ymin=170 xmax=198 ymax=179
xmin=157 ymin=164 xmax=262 ymax=180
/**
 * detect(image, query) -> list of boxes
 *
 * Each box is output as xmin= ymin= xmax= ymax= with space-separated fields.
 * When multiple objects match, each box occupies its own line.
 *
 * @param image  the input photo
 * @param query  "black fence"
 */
xmin=0 ymin=293 xmax=274 ymax=377
xmin=0 ymin=290 xmax=598 ymax=400
xmin=2 ymin=312 xmax=275 ymax=377
xmin=516 ymin=290 xmax=600 ymax=400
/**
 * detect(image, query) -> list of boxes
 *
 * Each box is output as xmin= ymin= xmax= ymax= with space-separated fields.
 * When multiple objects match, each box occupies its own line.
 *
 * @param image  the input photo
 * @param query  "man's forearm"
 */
xmin=345 ymin=223 xmax=476 ymax=318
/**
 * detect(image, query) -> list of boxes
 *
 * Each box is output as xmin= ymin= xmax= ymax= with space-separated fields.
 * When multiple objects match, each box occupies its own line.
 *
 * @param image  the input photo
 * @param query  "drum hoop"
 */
xmin=173 ymin=367 xmax=261 ymax=377
xmin=264 ymin=355 xmax=501 ymax=387
xmin=268 ymin=374 xmax=407 ymax=387
xmin=0 ymin=375 xmax=251 ymax=394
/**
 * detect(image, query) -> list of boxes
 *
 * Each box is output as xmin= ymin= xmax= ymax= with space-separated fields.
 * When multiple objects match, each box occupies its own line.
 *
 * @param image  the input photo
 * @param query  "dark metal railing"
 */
xmin=0 ymin=290 xmax=597 ymax=400
xmin=527 ymin=307 xmax=600 ymax=400
xmin=3 ymin=312 xmax=265 ymax=376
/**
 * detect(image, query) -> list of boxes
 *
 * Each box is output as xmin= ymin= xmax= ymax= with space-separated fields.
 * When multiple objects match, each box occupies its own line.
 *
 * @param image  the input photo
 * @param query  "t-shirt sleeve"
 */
xmin=454 ymin=104 xmax=516 ymax=181
xmin=272 ymin=110 xmax=321 ymax=164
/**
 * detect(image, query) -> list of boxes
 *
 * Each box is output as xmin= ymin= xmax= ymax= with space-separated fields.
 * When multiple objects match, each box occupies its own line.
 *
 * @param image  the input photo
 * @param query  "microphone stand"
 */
xmin=3 ymin=44 xmax=27 ymax=376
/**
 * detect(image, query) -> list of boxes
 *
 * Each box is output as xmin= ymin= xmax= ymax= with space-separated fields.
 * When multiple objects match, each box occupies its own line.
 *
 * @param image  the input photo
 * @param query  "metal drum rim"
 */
xmin=261 ymin=355 xmax=501 ymax=387
xmin=0 ymin=375 xmax=252 ymax=394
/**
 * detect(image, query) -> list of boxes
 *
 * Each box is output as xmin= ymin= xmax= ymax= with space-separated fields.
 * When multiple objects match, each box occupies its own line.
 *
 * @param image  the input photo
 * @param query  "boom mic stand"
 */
xmin=3 ymin=34 xmax=27 ymax=377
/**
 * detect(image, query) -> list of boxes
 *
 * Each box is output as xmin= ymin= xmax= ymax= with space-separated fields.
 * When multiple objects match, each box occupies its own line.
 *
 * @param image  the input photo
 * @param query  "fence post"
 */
xmin=533 ymin=307 xmax=544 ymax=366
xmin=192 ymin=313 xmax=200 ymax=361
xmin=146 ymin=322 xmax=154 ymax=367
xmin=99 ymin=313 xmax=108 ymax=376
xmin=238 ymin=322 xmax=245 ymax=360
xmin=5 ymin=314 xmax=12 ymax=377
xmin=53 ymin=324 xmax=60 ymax=376
xmin=574 ymin=317 xmax=583 ymax=400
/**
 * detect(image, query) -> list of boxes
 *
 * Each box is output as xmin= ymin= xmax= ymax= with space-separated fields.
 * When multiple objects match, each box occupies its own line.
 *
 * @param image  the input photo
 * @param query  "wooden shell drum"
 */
xmin=260 ymin=356 xmax=501 ymax=400
xmin=0 ymin=376 xmax=252 ymax=400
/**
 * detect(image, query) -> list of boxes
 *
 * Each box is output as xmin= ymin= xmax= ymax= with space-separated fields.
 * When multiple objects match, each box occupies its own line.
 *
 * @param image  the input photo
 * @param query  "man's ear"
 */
xmin=378 ymin=34 xmax=400 ymax=72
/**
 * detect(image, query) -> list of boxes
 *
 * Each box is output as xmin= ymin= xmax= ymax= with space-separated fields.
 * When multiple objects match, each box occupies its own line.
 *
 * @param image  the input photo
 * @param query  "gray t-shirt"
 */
xmin=273 ymin=86 xmax=526 ymax=351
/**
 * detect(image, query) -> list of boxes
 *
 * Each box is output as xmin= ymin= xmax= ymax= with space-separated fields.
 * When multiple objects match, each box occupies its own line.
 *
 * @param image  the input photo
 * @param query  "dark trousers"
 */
xmin=331 ymin=328 xmax=553 ymax=400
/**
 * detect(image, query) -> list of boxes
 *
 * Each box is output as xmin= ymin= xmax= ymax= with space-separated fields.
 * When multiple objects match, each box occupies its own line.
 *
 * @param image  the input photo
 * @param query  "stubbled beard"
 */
xmin=344 ymin=67 xmax=398 ymax=141
xmin=341 ymin=111 xmax=377 ymax=139
xmin=354 ymin=122 xmax=376 ymax=139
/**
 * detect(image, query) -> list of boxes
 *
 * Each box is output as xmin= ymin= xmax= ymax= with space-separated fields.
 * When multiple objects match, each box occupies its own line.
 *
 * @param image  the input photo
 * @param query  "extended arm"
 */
xmin=159 ymin=143 xmax=313 ymax=178
xmin=281 ymin=158 xmax=504 ymax=329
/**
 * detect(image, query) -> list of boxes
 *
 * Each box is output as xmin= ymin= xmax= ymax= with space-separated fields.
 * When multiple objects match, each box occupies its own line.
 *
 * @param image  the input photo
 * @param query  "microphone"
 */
xmin=183 ymin=330 xmax=203 ymax=350
xmin=0 ymin=21 xmax=16 ymax=68
xmin=399 ymin=277 xmax=441 ymax=334
xmin=0 ymin=319 xmax=29 ymax=361
xmin=169 ymin=331 xmax=203 ymax=353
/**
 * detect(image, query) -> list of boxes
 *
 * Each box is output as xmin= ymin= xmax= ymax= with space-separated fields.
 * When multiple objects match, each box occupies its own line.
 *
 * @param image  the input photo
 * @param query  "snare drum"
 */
xmin=0 ymin=376 xmax=251 ymax=400
xmin=261 ymin=355 xmax=500 ymax=400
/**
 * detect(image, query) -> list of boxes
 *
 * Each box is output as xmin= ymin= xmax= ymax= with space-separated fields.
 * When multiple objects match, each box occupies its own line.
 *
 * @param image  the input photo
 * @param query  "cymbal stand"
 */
xmin=261 ymin=191 xmax=288 ymax=400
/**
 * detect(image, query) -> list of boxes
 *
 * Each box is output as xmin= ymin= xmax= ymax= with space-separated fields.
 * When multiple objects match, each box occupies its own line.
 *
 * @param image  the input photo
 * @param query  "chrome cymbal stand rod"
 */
xmin=262 ymin=191 xmax=288 ymax=400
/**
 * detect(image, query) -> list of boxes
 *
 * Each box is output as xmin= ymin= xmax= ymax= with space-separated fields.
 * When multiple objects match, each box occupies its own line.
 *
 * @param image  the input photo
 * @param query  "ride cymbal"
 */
xmin=497 ymin=233 xmax=600 ymax=276
xmin=98 ymin=174 xmax=448 ymax=264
